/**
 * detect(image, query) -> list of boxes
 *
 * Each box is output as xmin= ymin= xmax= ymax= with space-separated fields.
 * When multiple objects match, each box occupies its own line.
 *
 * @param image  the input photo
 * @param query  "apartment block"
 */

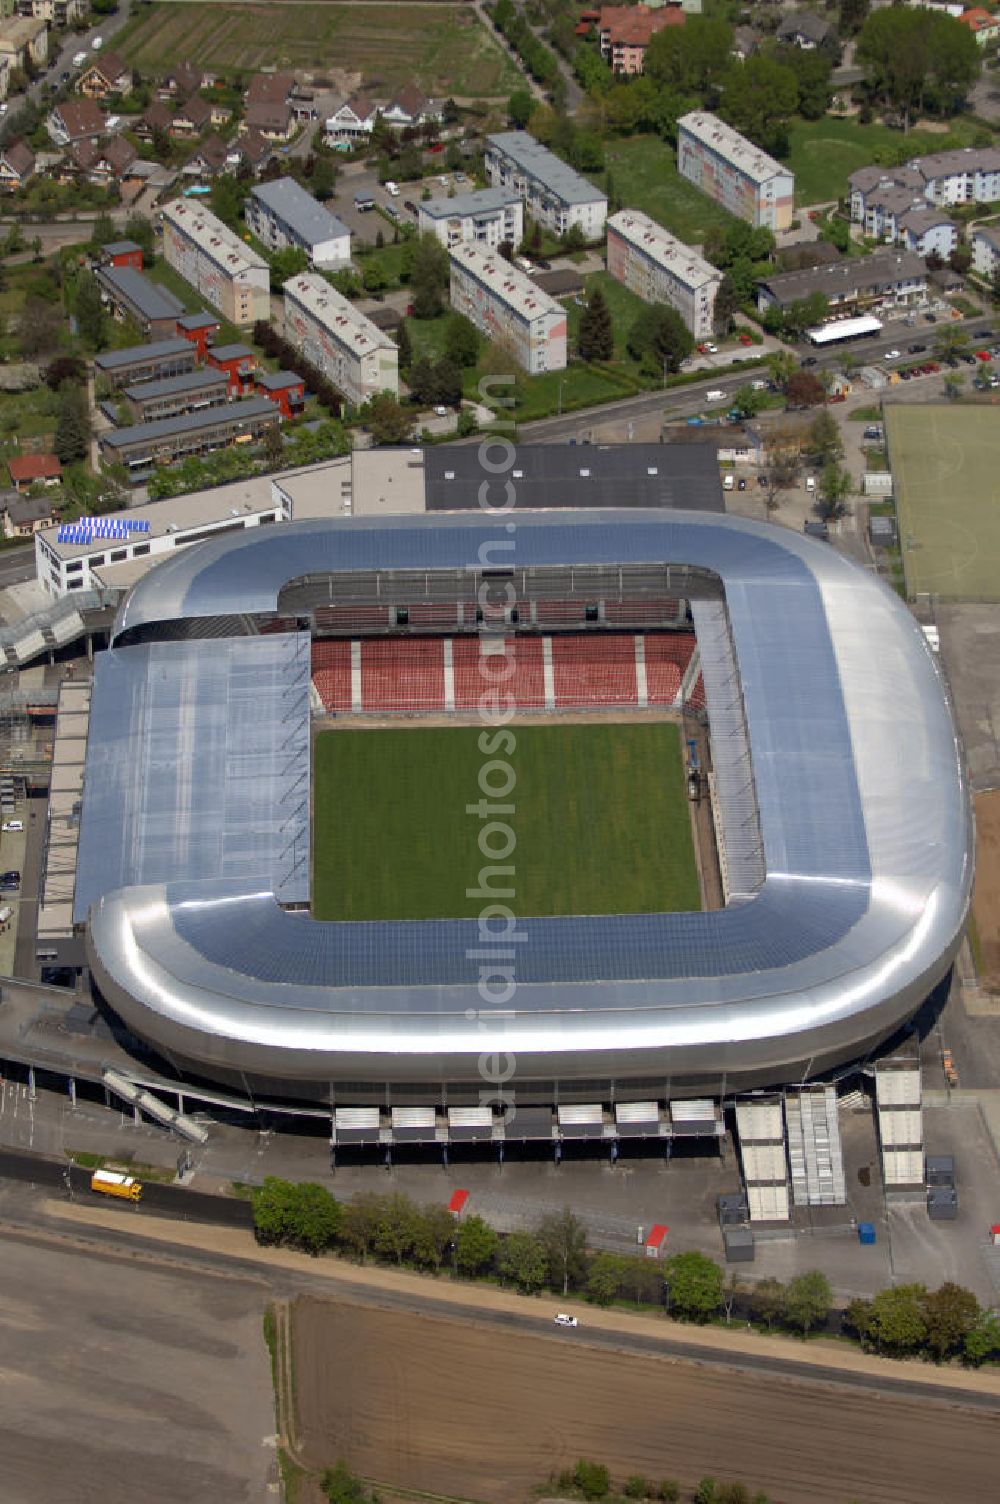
xmin=607 ymin=209 xmax=722 ymax=339
xmin=162 ymin=199 xmax=270 ymax=327
xmin=448 ymin=243 xmax=566 ymax=375
xmin=282 ymin=272 xmax=398 ymax=407
xmin=246 ymin=177 xmax=350 ymax=268
xmin=418 ymin=188 xmax=523 ymax=251
xmin=677 ymin=112 xmax=794 ymax=232
xmin=484 ymin=131 xmax=607 ymax=239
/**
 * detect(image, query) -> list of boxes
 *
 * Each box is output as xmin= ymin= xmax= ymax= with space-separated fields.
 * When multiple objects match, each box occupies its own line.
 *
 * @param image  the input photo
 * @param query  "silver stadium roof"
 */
xmin=86 ymin=509 xmax=972 ymax=1095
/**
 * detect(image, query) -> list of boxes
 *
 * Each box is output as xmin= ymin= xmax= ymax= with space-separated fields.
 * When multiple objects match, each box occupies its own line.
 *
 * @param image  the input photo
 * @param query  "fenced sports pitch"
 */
xmin=886 ymin=404 xmax=1000 ymax=602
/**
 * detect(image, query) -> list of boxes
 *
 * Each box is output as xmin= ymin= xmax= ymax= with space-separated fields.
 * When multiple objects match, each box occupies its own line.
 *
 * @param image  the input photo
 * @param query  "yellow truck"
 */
xmin=90 ymin=1169 xmax=142 ymax=1202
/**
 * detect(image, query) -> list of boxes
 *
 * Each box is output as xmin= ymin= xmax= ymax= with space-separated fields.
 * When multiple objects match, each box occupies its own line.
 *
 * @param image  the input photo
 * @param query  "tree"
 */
xmin=362 ymin=258 xmax=388 ymax=293
xmin=720 ymin=56 xmax=799 ymax=154
xmin=45 ymin=355 xmax=86 ymax=390
xmin=964 ymin=1310 xmax=1000 ymax=1366
xmin=433 ymin=355 xmax=463 ymax=407
xmin=722 ymin=1270 xmax=744 ymax=1324
xmin=410 ymin=1203 xmax=458 ymax=1271
xmin=729 ymin=384 xmax=766 ymax=420
xmin=407 ymin=232 xmax=450 ymax=319
xmin=372 ymin=1191 xmax=420 ymax=1264
xmin=250 ymin=1177 xmax=340 ymax=1254
xmin=123 ymin=212 xmax=155 ymax=265
xmin=54 ymin=382 xmax=91 ymax=465
xmin=750 ymin=1276 xmax=786 ymax=1330
xmin=578 ymin=285 xmax=614 ymax=362
xmin=623 ymin=1478 xmax=651 ymax=1500
xmin=339 ymin=1192 xmax=382 ymax=1262
xmin=714 ymin=274 xmax=743 ymax=333
xmin=322 ymin=1460 xmax=378 ymax=1504
xmin=934 ymin=326 xmax=971 ymax=365
xmin=627 ymin=302 xmax=694 ymax=375
xmin=395 ymin=317 xmax=413 ymax=372
xmin=312 ymin=153 xmax=336 ymax=201
xmin=783 ymin=1271 xmax=831 ymax=1335
xmin=694 ymin=1480 xmax=718 ymax=1504
xmin=943 ymin=370 xmax=965 ymax=399
xmin=664 ymin=1250 xmax=723 ymax=1322
xmin=867 ymin=1283 xmax=928 ymax=1356
xmin=766 ymin=349 xmax=799 ymax=391
xmin=75 ymin=270 xmax=107 ymax=349
xmin=646 ymin=17 xmax=734 ymax=96
xmin=498 ymin=1230 xmax=549 ymax=1293
xmin=251 ymin=1176 xmax=299 ymax=1246
xmin=367 ymin=394 xmax=413 ymax=444
xmin=857 ymin=8 xmax=979 ymax=128
xmin=88 ymin=211 xmax=117 ymax=249
xmin=263 ymin=423 xmax=284 ymax=467
xmin=587 ymin=1252 xmax=626 ymax=1306
xmin=537 ymin=1207 xmax=588 ymax=1295
xmin=840 ymin=0 xmax=869 ymax=37
xmin=573 ymin=1461 xmax=611 ymax=1500
xmin=816 ymin=460 xmax=853 ymax=521
xmin=807 ymin=409 xmax=843 ymax=467
xmin=507 ymin=88 xmax=534 ymax=129
xmin=271 ymin=245 xmax=309 ymax=292
xmin=921 ymin=1283 xmax=980 ymax=1362
xmin=657 ymin=1484 xmax=680 ymax=1503
xmin=454 ymin=1214 xmax=498 ymax=1276
xmin=443 ymin=312 xmax=481 ymax=369
xmin=785 ymin=370 xmax=826 ymax=409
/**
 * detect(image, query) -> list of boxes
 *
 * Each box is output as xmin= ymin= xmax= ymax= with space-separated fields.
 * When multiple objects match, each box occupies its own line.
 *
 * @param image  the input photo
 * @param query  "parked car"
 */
xmin=737 ymin=477 xmax=747 ymax=491
xmin=801 ymin=356 xmax=817 ymax=366
xmin=535 ymin=258 xmax=551 ymax=271
xmin=973 ymin=328 xmax=992 ymax=339
xmin=705 ymin=389 xmax=726 ymax=402
xmin=925 ymin=313 xmax=937 ymax=323
xmin=403 ymin=199 xmax=417 ymax=213
xmin=907 ymin=343 xmax=926 ymax=354
xmin=554 ymin=1313 xmax=579 ymax=1328
xmin=2 ymin=820 xmax=23 ymax=832
xmin=738 ymin=333 xmax=753 ymax=346
xmin=705 ymin=342 xmax=718 ymax=354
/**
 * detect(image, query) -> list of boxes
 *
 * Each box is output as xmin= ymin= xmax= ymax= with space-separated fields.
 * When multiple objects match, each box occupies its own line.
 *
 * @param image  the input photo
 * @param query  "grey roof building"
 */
xmin=246 ymin=177 xmax=350 ymax=267
xmin=98 ymin=396 xmax=279 ymax=469
xmin=94 ymin=338 xmax=196 ymax=388
xmin=756 ymin=249 xmax=927 ymax=311
xmin=485 ymin=131 xmax=607 ymax=238
xmin=123 ymin=366 xmax=231 ymax=421
xmin=424 ymin=443 xmax=724 ymax=512
xmin=94 ymin=264 xmax=185 ymax=338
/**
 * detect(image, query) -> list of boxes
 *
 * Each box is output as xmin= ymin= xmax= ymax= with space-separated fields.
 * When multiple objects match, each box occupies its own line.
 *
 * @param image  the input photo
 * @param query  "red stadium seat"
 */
xmin=453 ymin=636 xmax=545 ymax=710
xmin=552 ymin=634 xmax=637 ymax=707
xmin=362 ymin=639 xmax=445 ymax=711
xmin=645 ymin=633 xmax=696 ymax=706
xmin=311 ymin=639 xmax=352 ymax=712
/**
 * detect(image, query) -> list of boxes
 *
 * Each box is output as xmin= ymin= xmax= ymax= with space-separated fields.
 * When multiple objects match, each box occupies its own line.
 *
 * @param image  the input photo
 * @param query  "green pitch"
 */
xmin=313 ymin=723 xmax=701 ymax=921
xmin=886 ymin=404 xmax=1000 ymax=602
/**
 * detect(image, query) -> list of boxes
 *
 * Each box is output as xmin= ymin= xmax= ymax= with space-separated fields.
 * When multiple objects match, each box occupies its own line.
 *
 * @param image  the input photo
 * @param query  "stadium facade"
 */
xmin=77 ymin=508 xmax=972 ymax=1107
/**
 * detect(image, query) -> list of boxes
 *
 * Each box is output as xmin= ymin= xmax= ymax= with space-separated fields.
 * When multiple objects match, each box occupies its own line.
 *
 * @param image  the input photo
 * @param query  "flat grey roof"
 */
xmin=96 ymin=265 xmax=185 ymax=322
xmin=91 ymin=508 xmax=972 ymax=1092
xmin=123 ymin=367 xmax=230 ymax=403
xmin=250 ymin=176 xmax=349 ymax=247
xmin=100 ymin=396 xmax=275 ymax=450
xmin=94 ymin=338 xmax=192 ymax=372
xmin=486 ymin=131 xmax=607 ymax=207
xmin=419 ymin=187 xmax=521 ymax=219
xmin=423 ymin=443 xmax=724 ymax=512
xmin=757 ymin=249 xmax=926 ymax=306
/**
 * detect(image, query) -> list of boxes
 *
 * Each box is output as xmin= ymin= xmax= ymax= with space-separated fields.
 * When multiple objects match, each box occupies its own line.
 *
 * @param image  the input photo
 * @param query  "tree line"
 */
xmin=546 ymin=1459 xmax=774 ymax=1504
xmin=252 ymin=321 xmax=344 ymax=417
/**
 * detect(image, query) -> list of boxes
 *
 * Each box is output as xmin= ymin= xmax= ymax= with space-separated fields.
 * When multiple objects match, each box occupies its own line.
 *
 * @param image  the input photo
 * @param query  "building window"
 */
xmin=110 ymin=549 xmax=127 ymax=562
xmin=133 ymin=543 xmax=150 ymax=556
xmin=67 ymin=578 xmax=82 ymax=590
xmin=66 ymin=560 xmax=83 ymax=573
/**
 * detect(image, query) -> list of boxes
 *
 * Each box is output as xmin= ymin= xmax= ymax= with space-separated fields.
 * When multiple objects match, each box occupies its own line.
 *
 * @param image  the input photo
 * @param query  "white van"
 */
xmin=723 ymin=474 xmax=735 ymax=491
xmin=705 ymin=389 xmax=726 ymax=403
xmin=91 ymin=35 xmax=103 ymax=50
xmin=72 ymin=50 xmax=87 ymax=66
xmin=385 ymin=181 xmax=399 ymax=197
xmin=805 ymin=476 xmax=816 ymax=492
xmin=2 ymin=820 xmax=23 ymax=833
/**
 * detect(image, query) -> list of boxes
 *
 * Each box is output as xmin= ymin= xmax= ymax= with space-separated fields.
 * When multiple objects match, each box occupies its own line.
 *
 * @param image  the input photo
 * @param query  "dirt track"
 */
xmin=292 ymin=1298 xmax=999 ymax=1504
xmin=973 ymin=790 xmax=1000 ymax=987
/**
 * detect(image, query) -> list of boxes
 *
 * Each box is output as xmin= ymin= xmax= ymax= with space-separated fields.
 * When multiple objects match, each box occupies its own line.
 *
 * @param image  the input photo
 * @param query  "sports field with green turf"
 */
xmin=885 ymin=404 xmax=1000 ymax=602
xmin=313 ymin=723 xmax=700 ymax=921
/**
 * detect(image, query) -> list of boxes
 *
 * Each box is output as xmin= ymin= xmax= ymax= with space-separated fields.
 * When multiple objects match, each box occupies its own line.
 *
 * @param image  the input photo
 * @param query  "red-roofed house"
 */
xmin=256 ymin=369 xmax=305 ymax=419
xmin=598 ymin=3 xmax=685 ymax=73
xmin=76 ymin=50 xmax=132 ymax=100
xmin=207 ymin=342 xmax=258 ymax=394
xmin=960 ymin=7 xmax=1000 ymax=45
xmin=0 ymin=140 xmax=35 ymax=193
xmin=8 ymin=453 xmax=61 ymax=492
xmin=48 ymin=97 xmax=106 ymax=147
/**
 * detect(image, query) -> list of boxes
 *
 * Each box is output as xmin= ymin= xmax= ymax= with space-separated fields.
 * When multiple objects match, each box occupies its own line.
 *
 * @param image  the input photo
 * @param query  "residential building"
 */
xmin=597 ymin=5 xmax=684 ymax=74
xmin=448 ymin=242 xmax=566 ymax=375
xmin=256 ymin=369 xmax=306 ymax=420
xmin=8 ymin=453 xmax=60 ymax=491
xmin=677 ymin=112 xmax=794 ymax=231
xmin=325 ymin=93 xmax=378 ymax=144
xmin=849 ymin=148 xmax=1000 ymax=220
xmin=0 ymin=53 xmax=9 ymax=102
xmin=157 ymin=62 xmax=205 ymax=100
xmin=606 ymin=208 xmax=722 ymax=339
xmin=206 ymin=342 xmax=257 ymax=395
xmin=94 ymin=338 xmax=197 ymax=389
xmin=176 ymin=310 xmax=219 ymax=358
xmin=238 ymin=128 xmax=278 ymax=176
xmin=136 ymin=100 xmax=172 ymax=142
xmin=417 ymin=187 xmax=523 ymax=249
xmin=775 ymin=11 xmax=835 ymax=49
xmin=2 ymin=491 xmax=54 ymax=539
xmin=47 ymin=97 xmax=105 ymax=147
xmin=484 ymin=131 xmax=607 ymax=239
xmin=162 ymin=199 xmax=271 ymax=326
xmin=755 ymin=249 xmax=927 ymax=315
xmin=14 ymin=0 xmax=86 ymax=23
xmin=731 ymin=24 xmax=761 ymax=59
xmin=183 ymin=133 xmax=230 ymax=179
xmin=123 ymin=367 xmax=230 ymax=422
xmin=76 ymin=51 xmax=132 ymax=100
xmin=170 ymin=93 xmax=211 ymax=138
xmin=0 ymin=139 xmax=33 ymax=191
xmin=972 ymin=224 xmax=1000 ymax=278
xmin=0 ymin=15 xmax=47 ymax=71
xmin=243 ymin=71 xmax=296 ymax=141
xmin=101 ymin=239 xmax=143 ymax=272
xmin=246 ymin=177 xmax=350 ymax=268
xmin=960 ymin=7 xmax=1000 ymax=45
xmin=72 ymin=133 xmax=136 ymax=185
xmin=381 ymin=80 xmax=442 ymax=129
xmin=98 ymin=397 xmax=280 ymax=476
xmin=897 ymin=206 xmax=958 ymax=260
xmin=283 ymin=272 xmax=398 ymax=405
xmin=94 ymin=264 xmax=185 ymax=339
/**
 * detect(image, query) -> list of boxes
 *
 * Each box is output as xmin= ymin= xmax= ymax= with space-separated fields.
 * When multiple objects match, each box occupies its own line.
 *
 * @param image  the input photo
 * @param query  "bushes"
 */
xmin=545 ymin=1462 xmax=759 ymax=1503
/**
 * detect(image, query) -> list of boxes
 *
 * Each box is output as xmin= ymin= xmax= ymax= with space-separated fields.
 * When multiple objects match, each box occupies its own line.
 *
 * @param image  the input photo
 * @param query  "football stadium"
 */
xmin=64 ymin=484 xmax=973 ymax=1123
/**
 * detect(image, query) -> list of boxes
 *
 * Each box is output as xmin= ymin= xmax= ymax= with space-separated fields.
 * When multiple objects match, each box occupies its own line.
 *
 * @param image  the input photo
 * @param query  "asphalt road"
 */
xmin=0 ymin=545 xmax=36 ymax=590
xmin=0 ymin=1145 xmax=253 ymax=1226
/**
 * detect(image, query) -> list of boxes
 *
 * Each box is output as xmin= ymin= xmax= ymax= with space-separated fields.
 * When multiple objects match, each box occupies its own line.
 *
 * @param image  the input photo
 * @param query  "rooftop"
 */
xmin=757 ymin=248 xmax=926 ymax=305
xmin=598 ymin=4 xmax=685 ymax=45
xmin=99 ymin=396 xmax=275 ymax=451
xmin=283 ymin=272 xmax=396 ymax=356
xmin=424 ymin=442 xmax=724 ymax=511
xmin=678 ymin=111 xmax=789 ymax=186
xmin=103 ymin=239 xmax=142 ymax=258
xmin=95 ymin=264 xmax=185 ymax=322
xmin=177 ymin=311 xmax=219 ymax=332
xmin=94 ymin=337 xmax=192 ymax=372
xmin=486 ymin=131 xmax=608 ymax=207
xmin=208 ymin=342 xmax=255 ymax=362
xmin=449 ymin=242 xmax=564 ymax=321
xmin=608 ymin=208 xmax=722 ymax=290
xmin=250 ymin=176 xmax=349 ymax=248
xmin=258 ymin=370 xmax=303 ymax=391
xmin=8 ymin=453 xmax=60 ymax=483
xmin=419 ymin=187 xmax=522 ymax=220
xmin=162 ymin=199 xmax=269 ymax=275
xmin=123 ymin=367 xmax=229 ymax=403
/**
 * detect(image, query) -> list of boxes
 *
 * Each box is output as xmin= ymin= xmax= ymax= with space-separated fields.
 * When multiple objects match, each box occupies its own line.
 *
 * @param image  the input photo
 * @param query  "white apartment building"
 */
xmin=418 ymin=188 xmax=524 ymax=251
xmin=162 ymin=199 xmax=270 ymax=326
xmin=972 ymin=225 xmax=1000 ymax=279
xmin=607 ymin=209 xmax=722 ymax=339
xmin=282 ymin=272 xmax=398 ymax=407
xmin=484 ymin=132 xmax=607 ymax=240
xmin=677 ymin=112 xmax=795 ymax=232
xmin=850 ymin=147 xmax=1000 ymax=222
xmin=246 ymin=177 xmax=350 ymax=268
xmin=448 ymin=243 xmax=566 ymax=375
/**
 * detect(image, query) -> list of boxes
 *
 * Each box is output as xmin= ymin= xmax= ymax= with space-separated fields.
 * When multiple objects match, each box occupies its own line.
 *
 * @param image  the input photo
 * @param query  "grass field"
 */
xmin=886 ymin=404 xmax=1000 ymax=601
xmin=313 ymin=722 xmax=700 ymax=920
xmin=600 ymin=136 xmax=738 ymax=245
xmin=116 ymin=3 xmax=522 ymax=97
xmin=786 ymin=117 xmax=992 ymax=206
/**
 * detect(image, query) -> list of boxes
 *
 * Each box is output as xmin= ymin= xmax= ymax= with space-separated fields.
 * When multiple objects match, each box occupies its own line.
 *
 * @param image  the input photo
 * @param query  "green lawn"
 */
xmin=600 ymin=136 xmax=739 ymax=245
xmin=786 ymin=117 xmax=995 ymax=206
xmin=115 ymin=3 xmax=522 ymax=97
xmin=313 ymin=722 xmax=700 ymax=921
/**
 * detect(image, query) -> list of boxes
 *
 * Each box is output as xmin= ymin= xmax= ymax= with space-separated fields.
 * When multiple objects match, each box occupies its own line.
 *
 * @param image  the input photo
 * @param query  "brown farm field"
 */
xmin=291 ymin=1297 xmax=1000 ymax=1504
xmin=116 ymin=3 xmax=523 ymax=97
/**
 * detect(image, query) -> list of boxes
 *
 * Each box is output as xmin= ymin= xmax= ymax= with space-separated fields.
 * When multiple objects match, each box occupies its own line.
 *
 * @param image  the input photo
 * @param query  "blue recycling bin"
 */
xmin=858 ymin=1221 xmax=876 ymax=1245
